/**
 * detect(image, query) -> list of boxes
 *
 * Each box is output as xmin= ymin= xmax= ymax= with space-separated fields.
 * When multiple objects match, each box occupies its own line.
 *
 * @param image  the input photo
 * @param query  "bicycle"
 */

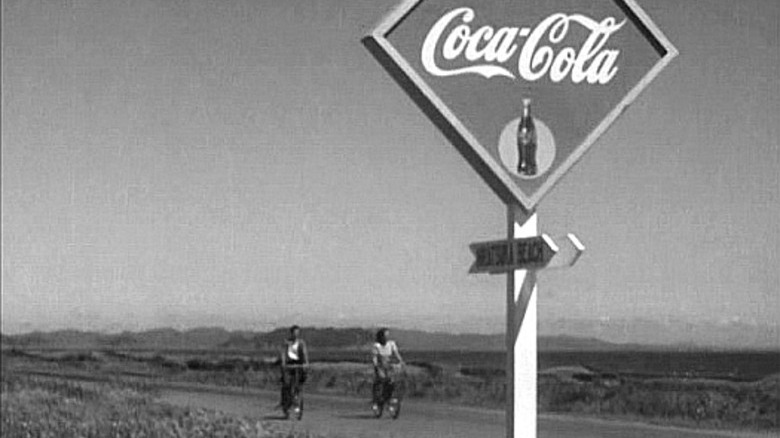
xmin=372 ymin=363 xmax=405 ymax=419
xmin=280 ymin=364 xmax=307 ymax=420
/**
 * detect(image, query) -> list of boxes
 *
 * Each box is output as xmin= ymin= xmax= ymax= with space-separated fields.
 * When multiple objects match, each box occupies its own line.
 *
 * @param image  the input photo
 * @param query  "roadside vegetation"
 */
xmin=3 ymin=348 xmax=778 ymax=433
xmin=1 ymin=371 xmax=324 ymax=438
xmin=538 ymin=373 xmax=780 ymax=430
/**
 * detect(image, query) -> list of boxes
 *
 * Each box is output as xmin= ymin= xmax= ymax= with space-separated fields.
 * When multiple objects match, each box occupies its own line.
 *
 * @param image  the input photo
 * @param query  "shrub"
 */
xmin=1 ymin=373 xmax=323 ymax=438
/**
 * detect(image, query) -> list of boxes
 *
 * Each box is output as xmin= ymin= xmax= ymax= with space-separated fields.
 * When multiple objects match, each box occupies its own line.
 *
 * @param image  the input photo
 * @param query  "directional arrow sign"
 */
xmin=470 ymin=233 xmax=584 ymax=274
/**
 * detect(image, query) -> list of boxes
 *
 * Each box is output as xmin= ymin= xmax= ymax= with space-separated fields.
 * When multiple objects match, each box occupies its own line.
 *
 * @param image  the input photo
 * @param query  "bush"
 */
xmin=538 ymin=376 xmax=779 ymax=430
xmin=0 ymin=373 xmax=323 ymax=438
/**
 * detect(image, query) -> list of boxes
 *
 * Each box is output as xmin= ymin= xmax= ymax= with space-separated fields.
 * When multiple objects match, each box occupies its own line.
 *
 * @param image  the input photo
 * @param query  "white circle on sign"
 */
xmin=498 ymin=117 xmax=556 ymax=180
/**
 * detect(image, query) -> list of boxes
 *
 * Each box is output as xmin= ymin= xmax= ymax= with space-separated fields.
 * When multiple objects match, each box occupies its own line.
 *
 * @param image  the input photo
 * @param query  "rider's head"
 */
xmin=376 ymin=328 xmax=389 ymax=345
xmin=290 ymin=325 xmax=301 ymax=340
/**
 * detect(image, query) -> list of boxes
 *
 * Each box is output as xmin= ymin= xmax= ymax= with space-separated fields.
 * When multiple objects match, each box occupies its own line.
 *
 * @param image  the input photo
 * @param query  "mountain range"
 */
xmin=4 ymin=324 xmax=772 ymax=352
xmin=0 ymin=326 xmax=618 ymax=352
xmin=538 ymin=318 xmax=778 ymax=350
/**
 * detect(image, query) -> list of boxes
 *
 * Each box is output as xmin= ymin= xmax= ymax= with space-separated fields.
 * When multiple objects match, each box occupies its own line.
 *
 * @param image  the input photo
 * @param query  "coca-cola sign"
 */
xmin=364 ymin=0 xmax=677 ymax=210
xmin=422 ymin=8 xmax=625 ymax=84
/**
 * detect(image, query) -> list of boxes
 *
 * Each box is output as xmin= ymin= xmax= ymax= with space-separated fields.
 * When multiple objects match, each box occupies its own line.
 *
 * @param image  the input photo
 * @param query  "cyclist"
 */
xmin=371 ymin=327 xmax=405 ymax=415
xmin=280 ymin=325 xmax=309 ymax=418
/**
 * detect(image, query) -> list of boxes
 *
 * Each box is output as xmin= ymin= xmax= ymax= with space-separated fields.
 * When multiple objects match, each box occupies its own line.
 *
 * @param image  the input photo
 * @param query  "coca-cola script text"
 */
xmin=421 ymin=7 xmax=626 ymax=84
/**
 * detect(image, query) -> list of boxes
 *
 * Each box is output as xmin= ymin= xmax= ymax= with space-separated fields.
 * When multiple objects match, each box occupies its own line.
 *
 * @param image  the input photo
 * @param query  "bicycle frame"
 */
xmin=281 ymin=364 xmax=308 ymax=420
xmin=372 ymin=363 xmax=405 ymax=419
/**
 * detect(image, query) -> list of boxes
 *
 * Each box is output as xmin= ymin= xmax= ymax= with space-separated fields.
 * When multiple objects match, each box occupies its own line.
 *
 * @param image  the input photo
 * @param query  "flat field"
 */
xmin=313 ymin=349 xmax=780 ymax=382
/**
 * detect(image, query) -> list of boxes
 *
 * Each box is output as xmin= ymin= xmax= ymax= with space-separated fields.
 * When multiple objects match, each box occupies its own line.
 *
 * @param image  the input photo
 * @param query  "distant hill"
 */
xmin=1 ymin=330 xmax=103 ymax=349
xmin=2 ymin=326 xmax=620 ymax=352
xmin=257 ymin=327 xmax=375 ymax=349
xmin=219 ymin=327 xmax=375 ymax=350
xmin=392 ymin=329 xmax=502 ymax=351
xmin=4 ymin=318 xmax=776 ymax=351
xmin=392 ymin=330 xmax=619 ymax=352
xmin=540 ymin=318 xmax=780 ymax=350
xmin=2 ymin=327 xmax=249 ymax=351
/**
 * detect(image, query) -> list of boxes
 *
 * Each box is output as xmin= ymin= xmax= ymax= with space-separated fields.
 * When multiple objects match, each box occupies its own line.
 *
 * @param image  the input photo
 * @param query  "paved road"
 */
xmin=160 ymin=388 xmax=768 ymax=438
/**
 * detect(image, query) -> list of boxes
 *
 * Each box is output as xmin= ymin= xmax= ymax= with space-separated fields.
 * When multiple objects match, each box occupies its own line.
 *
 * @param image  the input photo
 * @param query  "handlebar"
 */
xmin=375 ymin=363 xmax=406 ymax=375
xmin=376 ymin=362 xmax=405 ymax=368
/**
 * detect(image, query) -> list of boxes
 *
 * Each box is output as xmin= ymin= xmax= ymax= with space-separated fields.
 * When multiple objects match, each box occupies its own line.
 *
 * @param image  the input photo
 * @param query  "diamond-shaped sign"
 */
xmin=363 ymin=0 xmax=677 ymax=211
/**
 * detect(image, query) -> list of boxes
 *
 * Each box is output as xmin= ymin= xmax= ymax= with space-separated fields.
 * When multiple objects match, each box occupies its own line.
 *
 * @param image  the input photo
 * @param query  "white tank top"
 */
xmin=287 ymin=340 xmax=301 ymax=361
xmin=373 ymin=340 xmax=398 ymax=365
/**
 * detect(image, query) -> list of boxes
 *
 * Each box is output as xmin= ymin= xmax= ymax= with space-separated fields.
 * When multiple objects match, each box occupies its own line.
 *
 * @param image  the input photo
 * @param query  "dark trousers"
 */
xmin=280 ymin=365 xmax=305 ymax=409
xmin=373 ymin=377 xmax=394 ymax=403
xmin=373 ymin=366 xmax=401 ymax=403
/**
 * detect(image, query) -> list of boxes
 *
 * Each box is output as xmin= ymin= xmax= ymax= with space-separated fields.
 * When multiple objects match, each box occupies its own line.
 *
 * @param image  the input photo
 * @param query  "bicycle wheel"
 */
xmin=294 ymin=391 xmax=304 ymax=420
xmin=372 ymin=401 xmax=383 ymax=418
xmin=388 ymin=397 xmax=401 ymax=419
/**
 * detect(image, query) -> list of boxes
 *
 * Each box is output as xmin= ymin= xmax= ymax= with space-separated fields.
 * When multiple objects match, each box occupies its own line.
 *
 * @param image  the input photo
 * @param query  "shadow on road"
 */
xmin=261 ymin=414 xmax=290 ymax=421
xmin=336 ymin=413 xmax=380 ymax=420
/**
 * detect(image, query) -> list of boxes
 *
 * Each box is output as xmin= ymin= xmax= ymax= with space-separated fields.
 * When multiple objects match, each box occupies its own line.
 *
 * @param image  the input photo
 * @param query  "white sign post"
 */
xmin=363 ymin=1 xmax=677 ymax=436
xmin=507 ymin=207 xmax=538 ymax=438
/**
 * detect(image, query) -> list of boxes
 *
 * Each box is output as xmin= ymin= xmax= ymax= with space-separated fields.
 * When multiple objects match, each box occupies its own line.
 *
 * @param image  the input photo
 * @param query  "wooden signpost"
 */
xmin=363 ymin=1 xmax=677 ymax=436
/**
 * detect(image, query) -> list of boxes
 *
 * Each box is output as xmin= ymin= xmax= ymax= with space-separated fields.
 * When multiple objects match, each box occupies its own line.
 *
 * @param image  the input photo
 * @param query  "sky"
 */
xmin=1 ymin=0 xmax=778 ymax=338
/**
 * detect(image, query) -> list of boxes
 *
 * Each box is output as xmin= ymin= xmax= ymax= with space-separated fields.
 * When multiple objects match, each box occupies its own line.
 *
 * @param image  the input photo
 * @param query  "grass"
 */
xmin=0 ymin=372 xmax=325 ymax=438
xmin=163 ymin=358 xmax=780 ymax=431
xmin=4 ymin=348 xmax=778 ymax=433
xmin=538 ymin=374 xmax=780 ymax=430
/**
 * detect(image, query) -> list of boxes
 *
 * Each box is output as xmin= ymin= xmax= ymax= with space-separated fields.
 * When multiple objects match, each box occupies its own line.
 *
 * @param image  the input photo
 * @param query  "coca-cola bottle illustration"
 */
xmin=517 ymin=98 xmax=538 ymax=176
